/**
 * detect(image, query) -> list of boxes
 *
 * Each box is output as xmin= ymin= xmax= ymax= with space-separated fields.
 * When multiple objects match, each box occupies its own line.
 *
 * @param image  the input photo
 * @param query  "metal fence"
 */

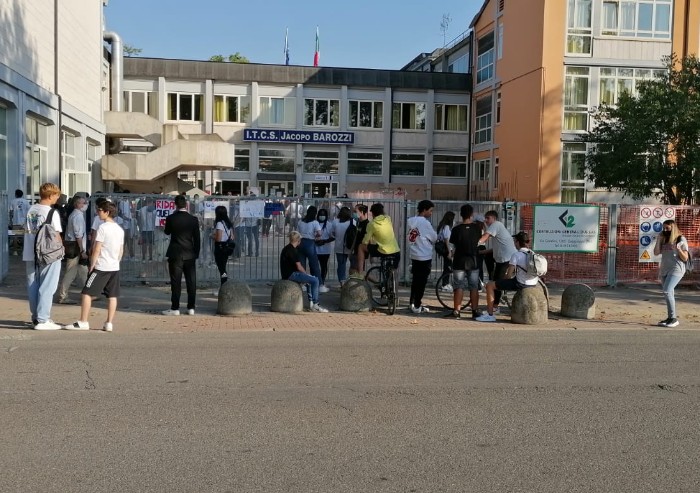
xmin=89 ymin=194 xmax=699 ymax=287
xmin=0 ymin=192 xmax=8 ymax=282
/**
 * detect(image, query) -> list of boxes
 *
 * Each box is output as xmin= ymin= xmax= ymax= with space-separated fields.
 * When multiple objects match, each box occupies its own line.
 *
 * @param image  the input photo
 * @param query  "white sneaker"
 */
xmin=311 ymin=303 xmax=329 ymax=313
xmin=410 ymin=305 xmax=430 ymax=314
xmin=212 ymin=290 xmax=219 ymax=296
xmin=493 ymin=306 xmax=501 ymax=315
xmin=186 ymin=309 xmax=195 ymax=315
xmin=103 ymin=322 xmax=113 ymax=332
xmin=475 ymin=313 xmax=497 ymax=322
xmin=63 ymin=321 xmax=90 ymax=331
xmin=162 ymin=309 xmax=180 ymax=316
xmin=34 ymin=321 xmax=62 ymax=331
xmin=318 ymin=285 xmax=330 ymax=293
xmin=440 ymin=284 xmax=454 ymax=293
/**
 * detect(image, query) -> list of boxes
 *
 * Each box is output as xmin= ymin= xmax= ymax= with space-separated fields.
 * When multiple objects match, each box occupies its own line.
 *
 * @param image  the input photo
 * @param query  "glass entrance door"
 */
xmin=260 ymin=180 xmax=294 ymax=197
xmin=303 ymin=182 xmax=338 ymax=199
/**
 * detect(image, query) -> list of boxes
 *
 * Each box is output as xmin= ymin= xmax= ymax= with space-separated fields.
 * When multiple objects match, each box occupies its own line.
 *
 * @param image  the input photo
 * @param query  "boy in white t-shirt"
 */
xmin=24 ymin=183 xmax=63 ymax=331
xmin=64 ymin=201 xmax=124 ymax=332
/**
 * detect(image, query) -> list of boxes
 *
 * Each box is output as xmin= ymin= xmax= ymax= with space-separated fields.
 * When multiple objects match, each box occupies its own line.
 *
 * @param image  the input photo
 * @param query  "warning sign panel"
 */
xmin=639 ymin=206 xmax=676 ymax=263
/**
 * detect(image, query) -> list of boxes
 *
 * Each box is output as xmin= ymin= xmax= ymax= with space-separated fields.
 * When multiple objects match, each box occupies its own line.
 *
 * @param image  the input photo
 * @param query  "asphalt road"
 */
xmin=2 ymin=328 xmax=699 ymax=493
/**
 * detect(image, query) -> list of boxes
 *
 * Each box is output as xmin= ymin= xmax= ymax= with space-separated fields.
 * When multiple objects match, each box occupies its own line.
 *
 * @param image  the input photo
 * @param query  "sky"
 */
xmin=104 ymin=0 xmax=485 ymax=70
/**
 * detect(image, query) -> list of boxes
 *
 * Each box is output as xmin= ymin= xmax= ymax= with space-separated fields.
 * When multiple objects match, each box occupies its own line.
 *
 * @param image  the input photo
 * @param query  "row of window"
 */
xmin=125 ymin=90 xmax=470 ymax=131
xmin=564 ymin=65 xmax=666 ymax=131
xmin=231 ymin=148 xmax=468 ymax=177
xmin=567 ymin=0 xmax=672 ymax=55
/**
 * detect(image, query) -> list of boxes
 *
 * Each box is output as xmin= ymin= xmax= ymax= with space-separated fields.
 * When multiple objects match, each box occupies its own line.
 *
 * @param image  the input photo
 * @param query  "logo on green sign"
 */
xmin=558 ymin=209 xmax=576 ymax=228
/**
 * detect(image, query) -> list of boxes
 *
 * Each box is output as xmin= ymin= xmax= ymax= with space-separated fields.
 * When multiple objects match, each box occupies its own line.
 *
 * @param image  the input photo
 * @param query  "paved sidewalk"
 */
xmin=1 ymin=255 xmax=699 ymax=334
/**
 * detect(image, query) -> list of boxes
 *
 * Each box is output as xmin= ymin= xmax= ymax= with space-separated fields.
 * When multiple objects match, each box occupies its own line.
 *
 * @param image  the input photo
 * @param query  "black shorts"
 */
xmin=494 ymin=277 xmax=525 ymax=291
xmin=141 ymin=231 xmax=154 ymax=245
xmin=82 ymin=270 xmax=120 ymax=298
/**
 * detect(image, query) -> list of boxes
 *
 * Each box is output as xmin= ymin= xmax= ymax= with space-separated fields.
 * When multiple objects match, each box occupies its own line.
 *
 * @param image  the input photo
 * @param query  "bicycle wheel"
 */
xmin=435 ymin=272 xmax=470 ymax=310
xmin=386 ymin=268 xmax=398 ymax=315
xmin=365 ymin=266 xmax=387 ymax=306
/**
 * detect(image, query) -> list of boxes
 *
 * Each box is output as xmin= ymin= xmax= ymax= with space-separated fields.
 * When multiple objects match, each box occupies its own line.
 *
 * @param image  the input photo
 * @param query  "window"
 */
xmin=303 ymin=150 xmax=339 ymax=174
xmin=123 ymin=90 xmax=158 ymax=118
xmin=258 ymin=148 xmax=295 ymax=173
xmin=61 ymin=132 xmax=76 ymax=172
xmin=234 ymin=148 xmax=250 ymax=171
xmin=349 ymin=100 xmax=383 ymax=128
xmin=497 ymin=22 xmax=504 ymax=60
xmin=392 ymin=103 xmax=426 ymax=130
xmin=474 ymin=95 xmax=493 ymax=145
xmin=25 ymin=117 xmax=49 ymax=199
xmin=304 ymin=99 xmax=340 ymax=127
xmin=259 ymin=97 xmax=296 ymax=126
xmin=435 ymin=104 xmax=468 ymax=131
xmin=433 ymin=154 xmax=467 ymax=177
xmin=496 ymin=92 xmax=502 ymax=124
xmin=493 ymin=157 xmax=500 ymax=189
xmin=499 ymin=0 xmax=505 ymax=11
xmin=448 ymin=54 xmax=469 ymax=74
xmin=214 ymin=95 xmax=251 ymax=123
xmin=561 ymin=143 xmax=586 ymax=202
xmin=599 ymin=67 xmax=666 ymax=105
xmin=602 ymin=0 xmax=671 ymax=38
xmin=348 ymin=152 xmax=382 ymax=175
xmin=564 ymin=67 xmax=590 ymax=131
xmin=473 ymin=159 xmax=491 ymax=182
xmin=390 ymin=153 xmax=424 ymax=176
xmin=0 ymin=105 xmax=6 ymax=191
xmin=566 ymin=0 xmax=592 ymax=54
xmin=167 ymin=93 xmax=203 ymax=121
xmin=476 ymin=33 xmax=495 ymax=83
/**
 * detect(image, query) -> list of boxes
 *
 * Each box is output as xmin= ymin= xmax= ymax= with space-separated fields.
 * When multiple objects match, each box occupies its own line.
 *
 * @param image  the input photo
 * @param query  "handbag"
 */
xmin=435 ymin=240 xmax=448 ymax=257
xmin=222 ymin=223 xmax=236 ymax=256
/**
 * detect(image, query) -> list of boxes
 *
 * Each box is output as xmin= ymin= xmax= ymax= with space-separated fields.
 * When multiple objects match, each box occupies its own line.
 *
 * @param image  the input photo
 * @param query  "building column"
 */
xmin=424 ymin=89 xmax=435 ymax=199
xmin=382 ymin=87 xmax=392 ymax=187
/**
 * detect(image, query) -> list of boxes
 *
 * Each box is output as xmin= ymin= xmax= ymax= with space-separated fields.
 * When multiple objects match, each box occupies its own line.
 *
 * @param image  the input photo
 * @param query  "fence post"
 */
xmin=402 ymin=200 xmax=410 ymax=285
xmin=607 ymin=204 xmax=618 ymax=287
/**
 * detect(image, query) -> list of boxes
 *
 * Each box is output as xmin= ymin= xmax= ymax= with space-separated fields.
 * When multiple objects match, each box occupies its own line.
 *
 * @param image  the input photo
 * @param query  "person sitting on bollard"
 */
xmin=280 ymin=231 xmax=329 ymax=313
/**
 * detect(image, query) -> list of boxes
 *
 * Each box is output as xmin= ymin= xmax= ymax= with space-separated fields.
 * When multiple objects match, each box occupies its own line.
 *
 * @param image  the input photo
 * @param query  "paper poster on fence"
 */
xmin=239 ymin=200 xmax=265 ymax=218
xmin=202 ymin=201 xmax=229 ymax=219
xmin=639 ymin=206 xmax=675 ymax=263
xmin=532 ymin=205 xmax=600 ymax=253
xmin=154 ymin=199 xmax=176 ymax=227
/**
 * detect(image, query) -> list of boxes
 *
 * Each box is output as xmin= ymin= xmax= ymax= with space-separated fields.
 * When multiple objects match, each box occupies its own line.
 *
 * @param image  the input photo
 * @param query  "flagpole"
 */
xmin=313 ymin=26 xmax=320 ymax=67
xmin=284 ymin=28 xmax=289 ymax=65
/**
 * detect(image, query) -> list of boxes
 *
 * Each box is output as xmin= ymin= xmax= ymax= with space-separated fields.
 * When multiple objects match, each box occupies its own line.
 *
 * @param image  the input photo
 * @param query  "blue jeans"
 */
xmin=336 ymin=253 xmax=349 ymax=283
xmin=26 ymin=260 xmax=62 ymax=323
xmin=234 ymin=226 xmax=246 ymax=257
xmin=245 ymin=225 xmax=259 ymax=256
xmin=289 ymin=271 xmax=320 ymax=303
xmin=297 ymin=238 xmax=321 ymax=281
xmin=661 ymin=273 xmax=683 ymax=319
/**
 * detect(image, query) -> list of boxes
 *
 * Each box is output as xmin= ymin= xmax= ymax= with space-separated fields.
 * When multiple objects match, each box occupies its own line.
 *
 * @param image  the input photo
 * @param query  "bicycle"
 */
xmin=435 ymin=270 xmax=549 ymax=312
xmin=365 ymin=256 xmax=398 ymax=315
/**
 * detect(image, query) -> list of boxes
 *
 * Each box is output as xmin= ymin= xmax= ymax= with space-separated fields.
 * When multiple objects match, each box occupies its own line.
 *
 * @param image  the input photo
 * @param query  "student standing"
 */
xmin=315 ymin=208 xmax=333 ymax=293
xmin=56 ymin=195 xmax=89 ymax=304
xmin=162 ymin=195 xmax=201 ymax=316
xmin=10 ymin=189 xmax=30 ymax=255
xmin=64 ymin=201 xmax=124 ymax=331
xmin=445 ymin=204 xmax=482 ymax=320
xmin=212 ymin=205 xmax=234 ymax=287
xmin=330 ymin=206 xmax=353 ymax=286
xmin=296 ymin=205 xmax=323 ymax=284
xmin=24 ymin=183 xmax=63 ymax=330
xmin=479 ymin=210 xmax=518 ymax=312
xmin=653 ymin=219 xmax=690 ymax=327
xmin=407 ymin=200 xmax=437 ymax=314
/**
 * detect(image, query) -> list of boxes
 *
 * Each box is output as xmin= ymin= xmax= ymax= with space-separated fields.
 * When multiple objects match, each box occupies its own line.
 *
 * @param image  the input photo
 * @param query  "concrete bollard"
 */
xmin=216 ymin=281 xmax=253 ymax=316
xmin=340 ymin=279 xmax=373 ymax=312
xmin=511 ymin=286 xmax=549 ymax=325
xmin=560 ymin=283 xmax=596 ymax=319
xmin=270 ymin=280 xmax=305 ymax=313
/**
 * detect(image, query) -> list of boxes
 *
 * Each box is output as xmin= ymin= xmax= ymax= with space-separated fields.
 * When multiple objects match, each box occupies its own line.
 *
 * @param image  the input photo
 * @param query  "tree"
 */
xmin=209 ymin=52 xmax=250 ymax=64
xmin=123 ymin=44 xmax=142 ymax=57
xmin=584 ymin=55 xmax=700 ymax=205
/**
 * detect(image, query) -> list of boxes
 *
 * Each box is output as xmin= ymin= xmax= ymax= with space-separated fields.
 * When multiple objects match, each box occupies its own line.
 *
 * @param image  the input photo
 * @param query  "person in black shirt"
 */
xmin=348 ymin=204 xmax=369 ymax=275
xmin=280 ymin=231 xmax=328 ymax=313
xmin=446 ymin=204 xmax=483 ymax=319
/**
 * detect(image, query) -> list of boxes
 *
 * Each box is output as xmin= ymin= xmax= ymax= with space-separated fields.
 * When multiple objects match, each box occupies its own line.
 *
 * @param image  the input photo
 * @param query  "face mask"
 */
xmin=80 ymin=205 xmax=88 ymax=212
xmin=318 ymin=215 xmax=327 ymax=222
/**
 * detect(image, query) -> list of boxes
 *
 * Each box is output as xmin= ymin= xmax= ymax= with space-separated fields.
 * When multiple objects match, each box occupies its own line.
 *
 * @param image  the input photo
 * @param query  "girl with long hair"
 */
xmin=212 ymin=205 xmax=234 ymax=288
xmin=653 ymin=219 xmax=690 ymax=327
xmin=315 ymin=208 xmax=333 ymax=292
xmin=296 ymin=205 xmax=322 ymax=284
xmin=436 ymin=211 xmax=455 ymax=291
xmin=330 ymin=206 xmax=353 ymax=286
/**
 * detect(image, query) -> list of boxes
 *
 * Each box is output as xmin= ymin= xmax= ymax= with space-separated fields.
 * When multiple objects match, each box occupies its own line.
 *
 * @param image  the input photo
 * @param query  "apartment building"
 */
xmin=103 ymin=58 xmax=472 ymax=199
xmin=468 ymin=0 xmax=699 ymax=203
xmin=0 ymin=0 xmax=109 ymax=200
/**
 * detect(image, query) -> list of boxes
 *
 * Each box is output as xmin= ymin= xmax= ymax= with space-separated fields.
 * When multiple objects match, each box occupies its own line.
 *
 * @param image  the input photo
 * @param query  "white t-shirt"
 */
xmin=94 ymin=221 xmax=125 ymax=272
xmin=11 ymin=197 xmax=30 ymax=226
xmin=297 ymin=220 xmax=321 ymax=240
xmin=511 ymin=248 xmax=539 ymax=286
xmin=407 ymin=215 xmax=438 ymax=261
xmin=486 ymin=220 xmax=518 ymax=263
xmin=23 ymin=204 xmax=63 ymax=262
xmin=139 ymin=206 xmax=155 ymax=232
xmin=215 ymin=221 xmax=231 ymax=242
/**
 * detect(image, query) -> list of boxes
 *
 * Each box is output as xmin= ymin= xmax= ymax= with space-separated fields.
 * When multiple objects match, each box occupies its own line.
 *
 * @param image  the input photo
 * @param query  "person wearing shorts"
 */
xmin=445 ymin=204 xmax=482 ymax=319
xmin=64 ymin=201 xmax=124 ymax=332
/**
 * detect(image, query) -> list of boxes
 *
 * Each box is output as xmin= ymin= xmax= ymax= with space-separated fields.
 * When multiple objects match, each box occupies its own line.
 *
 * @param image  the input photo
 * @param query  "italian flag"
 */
xmin=313 ymin=27 xmax=320 ymax=67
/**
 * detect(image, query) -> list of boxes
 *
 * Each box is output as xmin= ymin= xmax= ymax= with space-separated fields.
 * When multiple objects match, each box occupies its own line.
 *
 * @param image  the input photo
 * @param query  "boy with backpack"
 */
xmin=23 ymin=182 xmax=64 ymax=331
xmin=476 ymin=231 xmax=545 ymax=322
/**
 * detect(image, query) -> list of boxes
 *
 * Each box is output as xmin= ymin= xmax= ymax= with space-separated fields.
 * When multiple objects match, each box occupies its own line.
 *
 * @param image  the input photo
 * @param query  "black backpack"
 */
xmin=344 ymin=220 xmax=358 ymax=250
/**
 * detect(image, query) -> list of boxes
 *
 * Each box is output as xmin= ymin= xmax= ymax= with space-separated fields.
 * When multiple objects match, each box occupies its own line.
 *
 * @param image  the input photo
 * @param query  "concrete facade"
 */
xmin=108 ymin=59 xmax=472 ymax=200
xmin=0 ymin=0 xmax=107 ymax=199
